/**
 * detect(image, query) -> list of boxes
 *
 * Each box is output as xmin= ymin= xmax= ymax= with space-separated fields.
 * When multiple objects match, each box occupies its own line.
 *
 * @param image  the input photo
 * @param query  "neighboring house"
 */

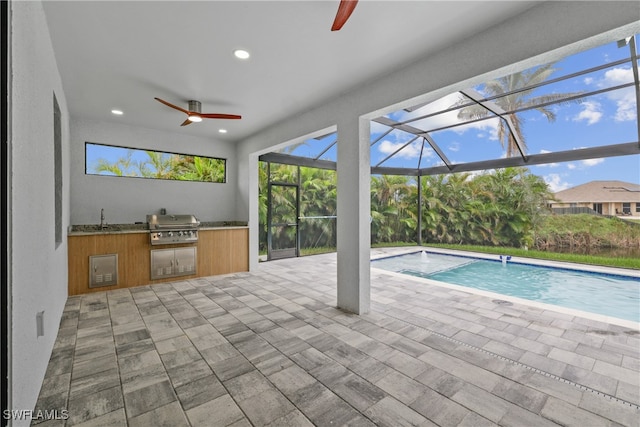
xmin=551 ymin=180 xmax=640 ymax=217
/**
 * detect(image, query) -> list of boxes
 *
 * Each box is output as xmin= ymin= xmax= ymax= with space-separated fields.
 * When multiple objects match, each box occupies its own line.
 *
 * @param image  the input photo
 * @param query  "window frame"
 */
xmin=84 ymin=142 xmax=227 ymax=184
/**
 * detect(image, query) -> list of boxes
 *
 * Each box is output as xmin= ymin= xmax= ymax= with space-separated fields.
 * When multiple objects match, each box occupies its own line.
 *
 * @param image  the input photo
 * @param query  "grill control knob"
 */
xmin=178 ymin=231 xmax=183 ymax=236
xmin=167 ymin=232 xmax=173 ymax=237
xmin=157 ymin=232 xmax=162 ymax=238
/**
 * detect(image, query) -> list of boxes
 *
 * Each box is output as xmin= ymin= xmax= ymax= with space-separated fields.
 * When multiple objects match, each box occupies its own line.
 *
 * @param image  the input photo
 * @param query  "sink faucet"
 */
xmin=100 ymin=208 xmax=107 ymax=229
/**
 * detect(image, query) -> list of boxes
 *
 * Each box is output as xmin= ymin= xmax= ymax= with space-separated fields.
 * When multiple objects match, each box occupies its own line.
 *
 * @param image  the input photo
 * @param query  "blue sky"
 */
xmin=85 ymin=144 xmax=162 ymax=176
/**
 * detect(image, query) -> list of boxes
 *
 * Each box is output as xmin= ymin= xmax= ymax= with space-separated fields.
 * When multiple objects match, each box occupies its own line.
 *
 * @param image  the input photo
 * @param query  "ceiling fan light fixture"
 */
xmin=154 ymin=97 xmax=241 ymax=126
xmin=234 ymin=49 xmax=250 ymax=60
xmin=218 ymin=129 xmax=227 ymax=134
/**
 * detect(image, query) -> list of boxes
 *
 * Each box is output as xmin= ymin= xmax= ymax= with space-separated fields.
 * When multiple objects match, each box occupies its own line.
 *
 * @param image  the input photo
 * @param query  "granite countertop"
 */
xmin=69 ymin=223 xmax=148 ymax=234
xmin=200 ymin=221 xmax=248 ymax=229
xmin=69 ymin=221 xmax=248 ymax=235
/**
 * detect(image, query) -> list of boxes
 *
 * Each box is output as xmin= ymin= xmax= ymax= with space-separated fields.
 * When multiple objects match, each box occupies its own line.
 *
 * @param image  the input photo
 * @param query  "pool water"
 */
xmin=372 ymin=251 xmax=640 ymax=322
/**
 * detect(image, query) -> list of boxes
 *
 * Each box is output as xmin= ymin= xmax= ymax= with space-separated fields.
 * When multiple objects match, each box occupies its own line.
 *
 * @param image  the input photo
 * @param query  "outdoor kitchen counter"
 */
xmin=68 ymin=223 xmax=249 ymax=295
xmin=68 ymin=221 xmax=248 ymax=236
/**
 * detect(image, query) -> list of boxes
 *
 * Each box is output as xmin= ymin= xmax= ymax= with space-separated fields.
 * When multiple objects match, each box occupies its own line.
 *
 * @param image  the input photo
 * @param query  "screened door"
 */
xmin=267 ymin=183 xmax=299 ymax=260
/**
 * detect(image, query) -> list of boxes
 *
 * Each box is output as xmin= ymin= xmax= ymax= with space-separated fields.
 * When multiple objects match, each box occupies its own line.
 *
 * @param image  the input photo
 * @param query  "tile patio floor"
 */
xmin=33 ymin=248 xmax=640 ymax=426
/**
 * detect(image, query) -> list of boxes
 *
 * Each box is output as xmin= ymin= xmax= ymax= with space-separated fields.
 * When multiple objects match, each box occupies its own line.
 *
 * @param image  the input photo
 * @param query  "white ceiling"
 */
xmin=42 ymin=1 xmax=538 ymax=142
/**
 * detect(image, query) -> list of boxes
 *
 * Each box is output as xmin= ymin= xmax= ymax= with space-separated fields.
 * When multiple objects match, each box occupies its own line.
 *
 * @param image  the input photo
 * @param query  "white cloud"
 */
xmin=539 ymin=148 xmax=605 ymax=171
xmin=604 ymin=67 xmax=633 ymax=85
xmin=583 ymin=77 xmax=594 ymax=85
xmin=600 ymin=67 xmax=637 ymax=122
xmin=544 ymin=174 xmax=571 ymax=192
xmin=448 ymin=141 xmax=460 ymax=152
xmin=377 ymin=139 xmax=424 ymax=160
xmin=612 ymin=92 xmax=636 ymax=122
xmin=573 ymin=101 xmax=602 ymax=125
xmin=581 ymin=158 xmax=604 ymax=167
xmin=567 ymin=151 xmax=605 ymax=168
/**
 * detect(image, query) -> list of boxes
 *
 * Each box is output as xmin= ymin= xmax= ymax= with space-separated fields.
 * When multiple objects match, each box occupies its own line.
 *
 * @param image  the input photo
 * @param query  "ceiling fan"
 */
xmin=331 ymin=0 xmax=358 ymax=31
xmin=154 ymin=97 xmax=241 ymax=126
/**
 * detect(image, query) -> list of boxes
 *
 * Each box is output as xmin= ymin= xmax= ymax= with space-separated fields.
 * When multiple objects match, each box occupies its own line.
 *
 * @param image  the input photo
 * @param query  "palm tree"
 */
xmin=138 ymin=151 xmax=175 ymax=179
xmin=92 ymin=150 xmax=136 ymax=176
xmin=415 ymin=168 xmax=552 ymax=247
xmin=299 ymin=166 xmax=337 ymax=250
xmin=371 ymin=175 xmax=413 ymax=243
xmin=92 ymin=150 xmax=226 ymax=182
xmin=454 ymin=63 xmax=583 ymax=157
xmin=177 ymin=156 xmax=225 ymax=182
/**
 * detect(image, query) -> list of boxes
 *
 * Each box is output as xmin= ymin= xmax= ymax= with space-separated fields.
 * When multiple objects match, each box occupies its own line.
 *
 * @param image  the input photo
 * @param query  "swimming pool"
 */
xmin=371 ymin=251 xmax=640 ymax=323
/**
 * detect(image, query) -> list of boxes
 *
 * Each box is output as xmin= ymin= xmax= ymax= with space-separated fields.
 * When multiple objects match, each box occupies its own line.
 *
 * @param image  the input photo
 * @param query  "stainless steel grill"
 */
xmin=147 ymin=214 xmax=200 ymax=245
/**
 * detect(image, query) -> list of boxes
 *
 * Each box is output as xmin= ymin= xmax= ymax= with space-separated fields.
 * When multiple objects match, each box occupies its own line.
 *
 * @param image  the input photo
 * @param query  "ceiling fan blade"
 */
xmin=331 ymin=0 xmax=358 ymax=31
xmin=200 ymin=113 xmax=242 ymax=120
xmin=180 ymin=118 xmax=192 ymax=126
xmin=155 ymin=97 xmax=190 ymax=114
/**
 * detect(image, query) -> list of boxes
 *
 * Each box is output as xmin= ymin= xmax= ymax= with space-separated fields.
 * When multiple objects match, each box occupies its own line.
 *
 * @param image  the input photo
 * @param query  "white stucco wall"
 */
xmin=70 ymin=118 xmax=238 ymax=225
xmin=10 ymin=1 xmax=70 ymax=421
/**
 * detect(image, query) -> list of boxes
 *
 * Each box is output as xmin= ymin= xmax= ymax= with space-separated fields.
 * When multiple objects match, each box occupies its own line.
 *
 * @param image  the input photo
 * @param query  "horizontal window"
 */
xmin=85 ymin=142 xmax=226 ymax=183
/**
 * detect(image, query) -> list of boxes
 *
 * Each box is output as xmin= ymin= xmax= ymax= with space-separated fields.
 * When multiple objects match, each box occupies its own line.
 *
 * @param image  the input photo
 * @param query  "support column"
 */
xmin=417 ymin=175 xmax=422 ymax=246
xmin=336 ymin=117 xmax=370 ymax=314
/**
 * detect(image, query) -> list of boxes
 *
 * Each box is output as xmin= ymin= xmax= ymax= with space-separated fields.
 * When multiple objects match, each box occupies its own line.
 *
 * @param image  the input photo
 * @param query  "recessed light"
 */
xmin=218 ymin=129 xmax=228 ymax=134
xmin=111 ymin=109 xmax=124 ymax=115
xmin=234 ymin=49 xmax=250 ymax=60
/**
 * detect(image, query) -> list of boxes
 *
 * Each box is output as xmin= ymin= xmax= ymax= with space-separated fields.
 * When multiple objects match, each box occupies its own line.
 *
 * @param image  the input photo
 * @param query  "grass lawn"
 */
xmin=415 ymin=243 xmax=640 ymax=270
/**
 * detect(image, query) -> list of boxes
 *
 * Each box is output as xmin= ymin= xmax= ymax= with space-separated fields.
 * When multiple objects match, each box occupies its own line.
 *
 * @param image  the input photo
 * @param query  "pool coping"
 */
xmin=370 ymin=246 xmax=640 ymax=330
